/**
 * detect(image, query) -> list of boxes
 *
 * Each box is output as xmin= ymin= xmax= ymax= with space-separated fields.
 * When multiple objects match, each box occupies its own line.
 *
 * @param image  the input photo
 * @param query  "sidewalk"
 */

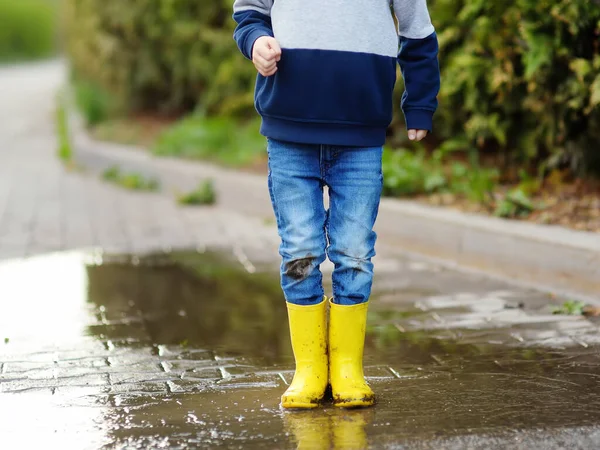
xmin=0 ymin=62 xmax=281 ymax=262
xmin=72 ymin=106 xmax=600 ymax=302
xmin=2 ymin=60 xmax=600 ymax=449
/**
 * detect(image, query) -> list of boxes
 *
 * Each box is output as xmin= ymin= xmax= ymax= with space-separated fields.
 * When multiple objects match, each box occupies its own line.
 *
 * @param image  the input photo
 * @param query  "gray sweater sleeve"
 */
xmin=233 ymin=0 xmax=275 ymax=60
xmin=233 ymin=0 xmax=273 ymax=16
xmin=393 ymin=0 xmax=435 ymax=39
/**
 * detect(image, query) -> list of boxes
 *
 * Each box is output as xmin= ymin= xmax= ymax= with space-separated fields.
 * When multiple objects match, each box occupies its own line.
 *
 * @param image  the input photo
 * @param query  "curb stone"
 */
xmin=376 ymin=198 xmax=600 ymax=301
xmin=70 ymin=115 xmax=600 ymax=302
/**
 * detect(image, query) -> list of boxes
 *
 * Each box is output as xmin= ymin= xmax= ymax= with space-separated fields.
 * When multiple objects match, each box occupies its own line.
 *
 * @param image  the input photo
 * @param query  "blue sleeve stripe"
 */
xmin=398 ymin=32 xmax=440 ymax=131
xmin=233 ymin=10 xmax=274 ymax=60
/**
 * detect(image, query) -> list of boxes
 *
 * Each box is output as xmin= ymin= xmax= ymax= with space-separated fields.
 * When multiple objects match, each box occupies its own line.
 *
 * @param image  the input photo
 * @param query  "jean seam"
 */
xmin=326 ymin=208 xmax=339 ymax=301
xmin=266 ymin=153 xmax=283 ymax=231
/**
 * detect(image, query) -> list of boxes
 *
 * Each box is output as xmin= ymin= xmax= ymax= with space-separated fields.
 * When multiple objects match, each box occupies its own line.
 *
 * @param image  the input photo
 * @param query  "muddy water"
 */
xmin=1 ymin=251 xmax=600 ymax=449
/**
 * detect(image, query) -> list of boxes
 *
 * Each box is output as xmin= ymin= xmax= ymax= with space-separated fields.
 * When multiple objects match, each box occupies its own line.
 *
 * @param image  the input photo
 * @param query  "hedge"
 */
xmin=431 ymin=0 xmax=600 ymax=174
xmin=64 ymin=0 xmax=255 ymax=116
xmin=64 ymin=0 xmax=600 ymax=173
xmin=0 ymin=0 xmax=57 ymax=62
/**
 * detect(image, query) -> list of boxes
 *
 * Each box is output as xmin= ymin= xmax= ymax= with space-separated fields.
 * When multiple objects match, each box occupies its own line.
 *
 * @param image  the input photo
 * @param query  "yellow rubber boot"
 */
xmin=281 ymin=298 xmax=328 ymax=409
xmin=329 ymin=300 xmax=375 ymax=408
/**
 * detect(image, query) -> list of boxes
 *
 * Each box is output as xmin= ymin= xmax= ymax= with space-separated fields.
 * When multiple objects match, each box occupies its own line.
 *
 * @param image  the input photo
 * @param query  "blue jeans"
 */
xmin=267 ymin=138 xmax=383 ymax=306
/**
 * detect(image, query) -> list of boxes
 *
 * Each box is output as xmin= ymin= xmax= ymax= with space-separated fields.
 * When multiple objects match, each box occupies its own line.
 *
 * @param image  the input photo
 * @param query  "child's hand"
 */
xmin=252 ymin=36 xmax=282 ymax=77
xmin=408 ymin=130 xmax=428 ymax=141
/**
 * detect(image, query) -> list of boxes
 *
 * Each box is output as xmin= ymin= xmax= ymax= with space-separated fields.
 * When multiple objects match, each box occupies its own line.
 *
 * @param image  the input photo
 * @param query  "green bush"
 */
xmin=494 ymin=188 xmax=537 ymax=218
xmin=65 ymin=0 xmax=600 ymax=174
xmin=0 ymin=0 xmax=57 ymax=62
xmin=73 ymin=78 xmax=121 ymax=127
xmin=382 ymin=148 xmax=445 ymax=196
xmin=64 ymin=0 xmax=255 ymax=117
xmin=382 ymin=145 xmax=501 ymax=207
xmin=153 ymin=115 xmax=265 ymax=167
xmin=428 ymin=0 xmax=600 ymax=174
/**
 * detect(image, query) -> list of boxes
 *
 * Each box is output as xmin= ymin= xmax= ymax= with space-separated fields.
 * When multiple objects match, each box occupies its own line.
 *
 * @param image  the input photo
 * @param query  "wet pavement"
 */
xmin=2 ymin=250 xmax=600 ymax=449
xmin=2 ymin=61 xmax=600 ymax=449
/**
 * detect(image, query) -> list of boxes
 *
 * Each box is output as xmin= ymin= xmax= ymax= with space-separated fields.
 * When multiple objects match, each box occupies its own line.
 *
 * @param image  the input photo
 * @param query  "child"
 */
xmin=233 ymin=0 xmax=440 ymax=409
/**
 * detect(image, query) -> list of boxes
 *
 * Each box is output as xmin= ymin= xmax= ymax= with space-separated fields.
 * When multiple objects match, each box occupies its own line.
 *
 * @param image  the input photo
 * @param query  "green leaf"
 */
xmin=590 ymin=74 xmax=600 ymax=110
xmin=570 ymin=58 xmax=592 ymax=82
xmin=450 ymin=162 xmax=468 ymax=179
xmin=506 ymin=188 xmax=534 ymax=211
xmin=424 ymin=172 xmax=447 ymax=193
xmin=494 ymin=200 xmax=516 ymax=218
xmin=522 ymin=33 xmax=553 ymax=80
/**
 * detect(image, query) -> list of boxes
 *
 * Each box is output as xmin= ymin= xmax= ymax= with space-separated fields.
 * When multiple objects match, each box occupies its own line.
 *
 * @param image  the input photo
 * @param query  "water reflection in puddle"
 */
xmin=1 ymin=251 xmax=600 ymax=449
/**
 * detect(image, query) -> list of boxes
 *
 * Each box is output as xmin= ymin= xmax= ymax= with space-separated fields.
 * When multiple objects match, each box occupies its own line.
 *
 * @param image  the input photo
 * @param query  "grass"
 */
xmin=552 ymin=300 xmax=586 ymax=315
xmin=382 ymin=141 xmax=542 ymax=219
xmin=73 ymin=78 xmax=121 ymax=127
xmin=177 ymin=180 xmax=217 ymax=206
xmin=494 ymin=187 xmax=536 ymax=218
xmin=102 ymin=166 xmax=160 ymax=192
xmin=55 ymin=92 xmax=73 ymax=166
xmin=153 ymin=115 xmax=265 ymax=168
xmin=82 ymin=113 xmax=266 ymax=171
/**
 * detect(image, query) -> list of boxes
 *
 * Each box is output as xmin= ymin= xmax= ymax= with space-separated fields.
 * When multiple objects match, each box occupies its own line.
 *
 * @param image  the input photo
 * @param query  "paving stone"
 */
xmin=162 ymin=359 xmax=217 ymax=373
xmin=168 ymin=349 xmax=214 ymax=360
xmin=106 ymin=380 xmax=169 ymax=395
xmin=166 ymin=379 xmax=214 ymax=393
xmin=108 ymin=372 xmax=175 ymax=386
xmin=364 ymin=365 xmax=398 ymax=380
xmin=55 ymin=373 xmax=109 ymax=388
xmin=106 ymin=360 xmax=161 ymax=375
xmin=0 ymin=377 xmax=58 ymax=392
xmin=213 ymin=372 xmax=282 ymax=389
xmin=186 ymin=368 xmax=228 ymax=380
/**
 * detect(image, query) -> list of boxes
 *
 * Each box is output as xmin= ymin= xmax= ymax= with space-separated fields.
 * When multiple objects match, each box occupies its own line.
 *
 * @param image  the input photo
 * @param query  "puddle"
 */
xmin=1 ymin=251 xmax=600 ymax=449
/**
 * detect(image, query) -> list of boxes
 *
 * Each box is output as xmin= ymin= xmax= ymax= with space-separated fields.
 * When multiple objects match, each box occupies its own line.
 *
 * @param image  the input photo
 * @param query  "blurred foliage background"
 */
xmin=4 ymin=0 xmax=595 ymax=228
xmin=62 ymin=0 xmax=600 ymax=175
xmin=64 ymin=0 xmax=254 ymax=117
xmin=430 ymin=0 xmax=600 ymax=176
xmin=0 ymin=0 xmax=58 ymax=62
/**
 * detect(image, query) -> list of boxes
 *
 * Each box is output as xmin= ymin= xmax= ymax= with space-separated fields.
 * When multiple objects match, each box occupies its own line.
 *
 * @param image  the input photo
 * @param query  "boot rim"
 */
xmin=286 ymin=296 xmax=328 ymax=311
xmin=329 ymin=298 xmax=369 ymax=310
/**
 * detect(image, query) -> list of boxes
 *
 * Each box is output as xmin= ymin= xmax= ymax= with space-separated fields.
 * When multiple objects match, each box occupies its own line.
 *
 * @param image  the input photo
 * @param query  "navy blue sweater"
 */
xmin=233 ymin=0 xmax=440 ymax=146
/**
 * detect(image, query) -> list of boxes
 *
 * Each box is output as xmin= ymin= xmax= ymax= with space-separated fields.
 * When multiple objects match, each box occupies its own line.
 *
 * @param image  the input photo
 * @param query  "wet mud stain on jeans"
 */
xmin=285 ymin=256 xmax=316 ymax=280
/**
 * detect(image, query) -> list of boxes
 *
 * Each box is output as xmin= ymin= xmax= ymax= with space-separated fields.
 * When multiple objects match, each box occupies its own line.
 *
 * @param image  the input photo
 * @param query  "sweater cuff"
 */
xmin=404 ymin=109 xmax=434 ymax=132
xmin=244 ymin=29 xmax=274 ymax=60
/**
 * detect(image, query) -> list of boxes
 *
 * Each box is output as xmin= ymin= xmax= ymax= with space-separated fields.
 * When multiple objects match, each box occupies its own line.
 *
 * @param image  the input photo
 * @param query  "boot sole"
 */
xmin=333 ymin=396 xmax=375 ymax=409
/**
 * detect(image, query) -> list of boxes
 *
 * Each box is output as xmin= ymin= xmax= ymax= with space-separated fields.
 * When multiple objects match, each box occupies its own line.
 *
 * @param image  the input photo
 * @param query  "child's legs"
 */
xmin=325 ymin=145 xmax=383 ymax=305
xmin=267 ymin=139 xmax=327 ymax=305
